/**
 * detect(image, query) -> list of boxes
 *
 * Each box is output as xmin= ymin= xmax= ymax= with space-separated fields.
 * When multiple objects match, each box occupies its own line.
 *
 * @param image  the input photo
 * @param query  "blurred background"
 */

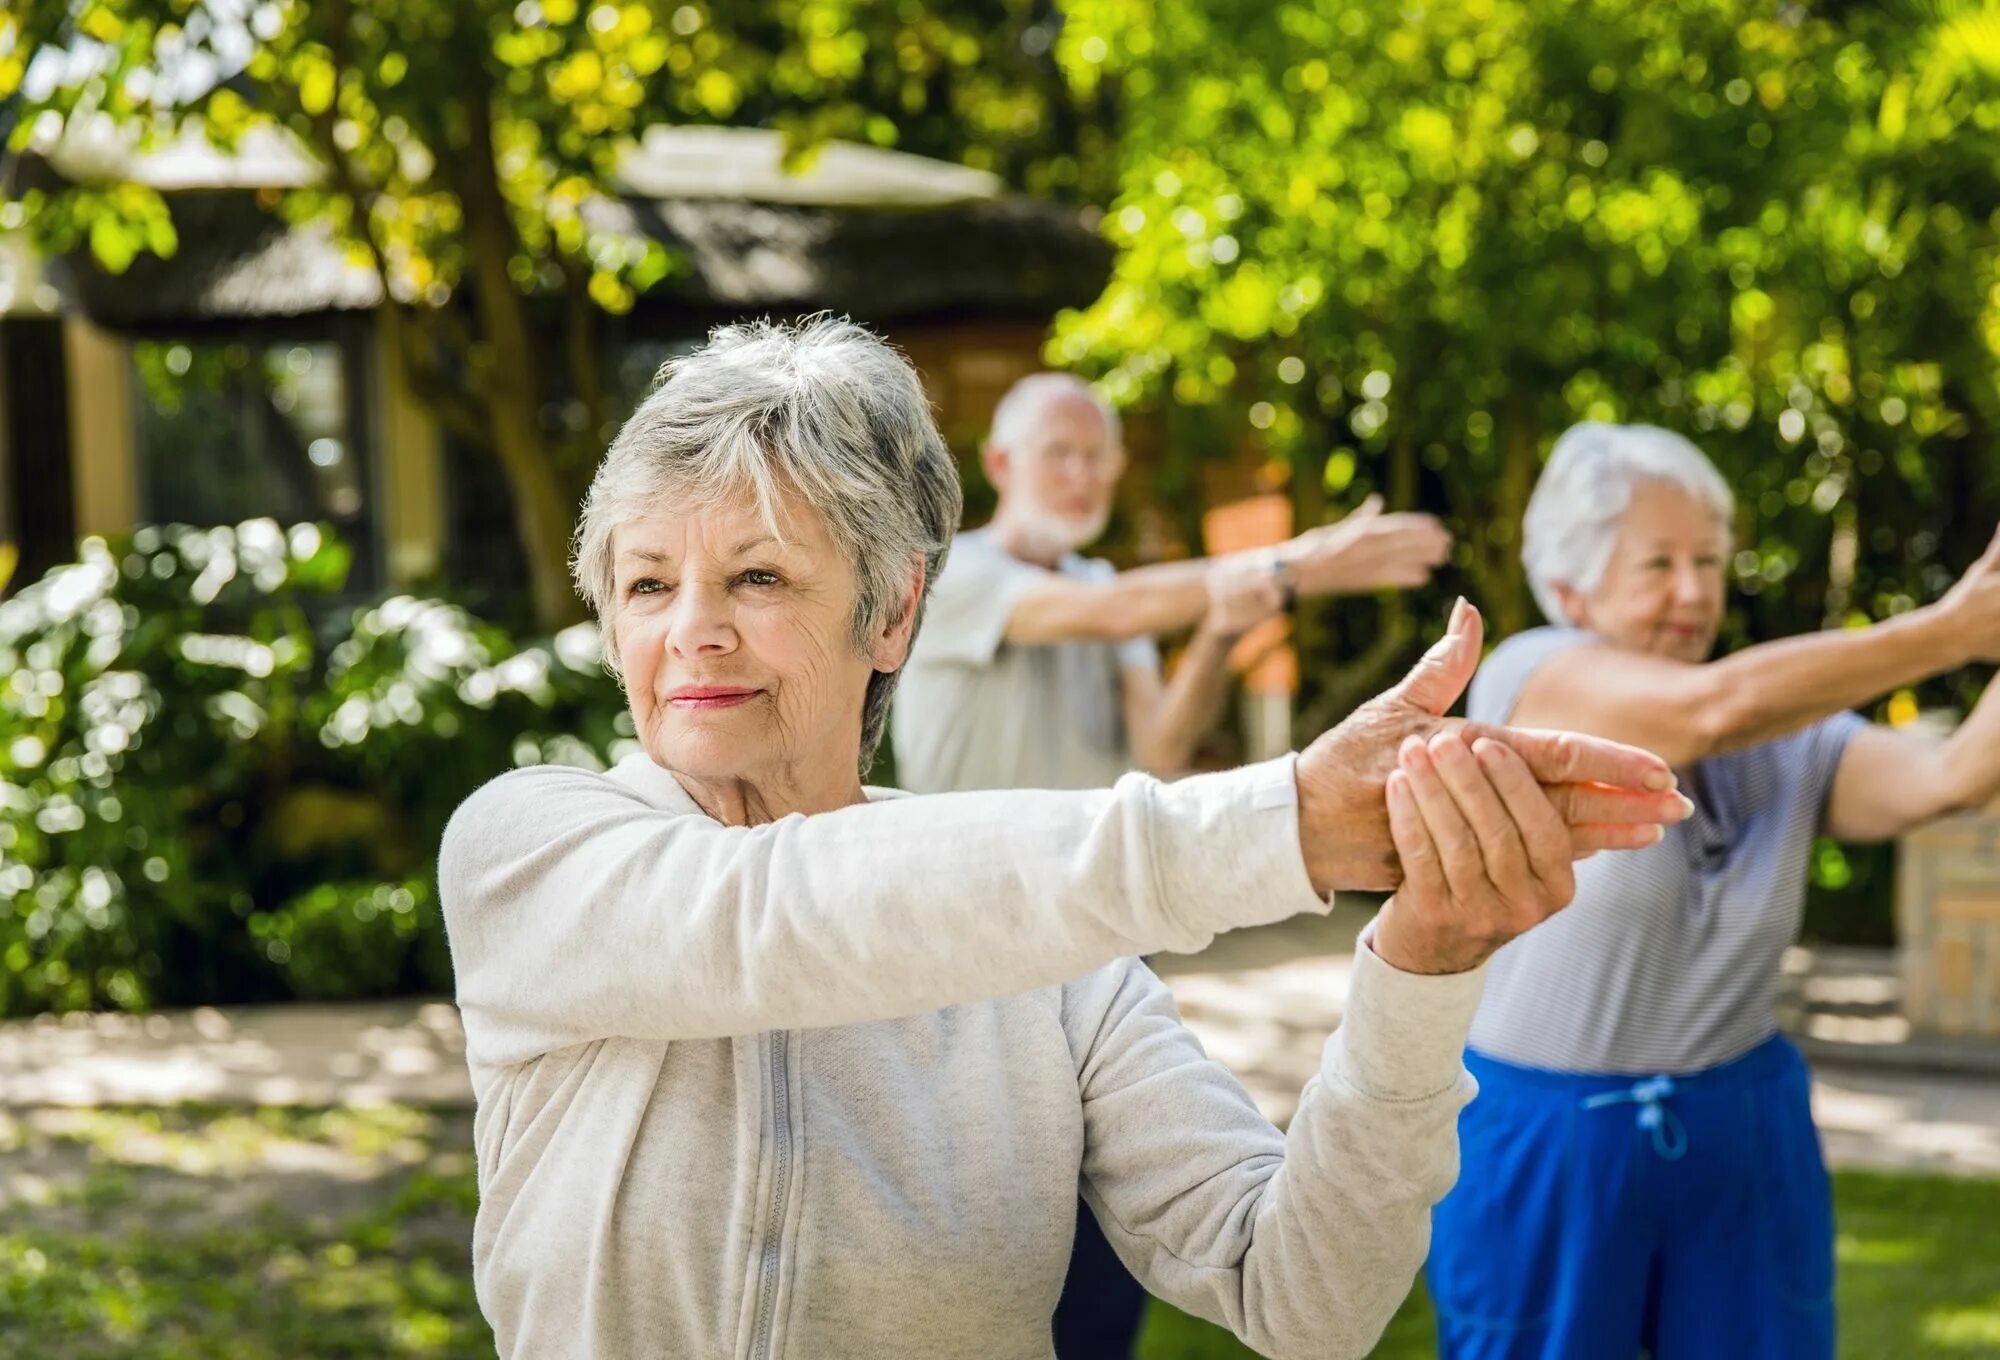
xmin=0 ymin=1 xmax=1997 ymax=1356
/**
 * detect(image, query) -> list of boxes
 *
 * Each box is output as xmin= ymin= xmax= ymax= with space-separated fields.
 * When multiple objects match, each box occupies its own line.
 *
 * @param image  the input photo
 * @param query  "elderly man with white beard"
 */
xmin=891 ymin=372 xmax=1454 ymax=1358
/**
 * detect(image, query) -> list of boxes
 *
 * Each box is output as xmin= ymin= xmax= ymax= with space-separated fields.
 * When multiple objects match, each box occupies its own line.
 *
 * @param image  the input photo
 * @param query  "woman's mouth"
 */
xmin=666 ymin=687 xmax=761 ymax=710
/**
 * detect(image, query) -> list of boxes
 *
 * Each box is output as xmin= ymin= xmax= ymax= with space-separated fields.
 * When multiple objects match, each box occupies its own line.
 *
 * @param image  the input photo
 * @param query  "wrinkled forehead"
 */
xmin=1018 ymin=393 xmax=1118 ymax=453
xmin=1613 ymin=479 xmax=1732 ymax=549
xmin=611 ymin=477 xmax=830 ymax=562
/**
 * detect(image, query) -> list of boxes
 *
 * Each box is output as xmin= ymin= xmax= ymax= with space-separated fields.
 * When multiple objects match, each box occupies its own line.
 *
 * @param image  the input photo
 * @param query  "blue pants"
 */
xmin=1051 ymin=1196 xmax=1150 ymax=1359
xmin=1427 ymin=1035 xmax=1834 ymax=1360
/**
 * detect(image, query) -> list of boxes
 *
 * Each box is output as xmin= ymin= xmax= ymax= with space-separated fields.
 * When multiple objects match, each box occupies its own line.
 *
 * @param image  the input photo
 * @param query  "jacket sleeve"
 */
xmin=438 ymin=756 xmax=1330 ymax=1067
xmin=1063 ymin=945 xmax=1484 ymax=1360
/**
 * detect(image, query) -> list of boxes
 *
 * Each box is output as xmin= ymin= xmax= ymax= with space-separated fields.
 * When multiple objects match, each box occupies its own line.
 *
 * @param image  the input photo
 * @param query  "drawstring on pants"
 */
xmin=1583 ymin=1075 xmax=1689 ymax=1160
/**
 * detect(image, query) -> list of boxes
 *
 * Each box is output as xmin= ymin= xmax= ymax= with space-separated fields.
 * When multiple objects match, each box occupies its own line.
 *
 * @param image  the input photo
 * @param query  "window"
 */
xmin=130 ymin=327 xmax=377 ymax=590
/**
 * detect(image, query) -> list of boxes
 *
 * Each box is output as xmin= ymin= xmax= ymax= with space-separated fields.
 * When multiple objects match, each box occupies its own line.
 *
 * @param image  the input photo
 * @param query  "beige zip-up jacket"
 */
xmin=439 ymin=752 xmax=1485 ymax=1360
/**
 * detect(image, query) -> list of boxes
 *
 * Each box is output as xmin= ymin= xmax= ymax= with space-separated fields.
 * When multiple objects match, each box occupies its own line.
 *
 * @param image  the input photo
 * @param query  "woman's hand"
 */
xmin=1278 ymin=495 xmax=1453 ymax=597
xmin=1202 ymin=551 xmax=1289 ymax=638
xmin=1369 ymin=732 xmax=1584 ymax=974
xmin=1935 ymin=524 xmax=2000 ymax=664
xmin=1296 ymin=599 xmax=1691 ymax=895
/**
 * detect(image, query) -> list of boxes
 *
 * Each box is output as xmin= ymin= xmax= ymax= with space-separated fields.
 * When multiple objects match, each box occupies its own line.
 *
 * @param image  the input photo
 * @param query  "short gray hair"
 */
xmin=1522 ymin=421 xmax=1736 ymax=626
xmin=988 ymin=372 xmax=1121 ymax=452
xmin=572 ymin=315 xmax=963 ymax=773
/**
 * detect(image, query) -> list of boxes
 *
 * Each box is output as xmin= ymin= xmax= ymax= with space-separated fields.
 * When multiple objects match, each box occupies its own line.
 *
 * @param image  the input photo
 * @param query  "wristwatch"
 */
xmin=1267 ymin=552 xmax=1299 ymax=608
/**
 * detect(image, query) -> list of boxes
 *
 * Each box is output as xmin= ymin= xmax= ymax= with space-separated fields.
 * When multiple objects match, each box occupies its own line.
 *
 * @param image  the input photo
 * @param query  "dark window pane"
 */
xmin=131 ymin=332 xmax=376 ymax=591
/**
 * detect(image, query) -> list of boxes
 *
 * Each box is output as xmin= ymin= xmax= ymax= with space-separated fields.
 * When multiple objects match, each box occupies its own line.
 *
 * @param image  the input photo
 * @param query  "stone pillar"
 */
xmin=62 ymin=315 xmax=137 ymax=538
xmin=1898 ymin=797 xmax=2000 ymax=1037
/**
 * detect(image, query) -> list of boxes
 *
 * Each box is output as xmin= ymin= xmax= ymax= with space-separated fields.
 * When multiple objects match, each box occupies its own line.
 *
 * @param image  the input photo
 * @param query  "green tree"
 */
xmin=3 ymin=0 xmax=1101 ymax=626
xmin=1052 ymin=0 xmax=2000 ymax=730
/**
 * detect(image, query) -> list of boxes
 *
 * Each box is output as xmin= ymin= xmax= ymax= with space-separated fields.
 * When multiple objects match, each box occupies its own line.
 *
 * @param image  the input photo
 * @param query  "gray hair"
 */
xmin=572 ymin=315 xmax=963 ymax=773
xmin=1522 ymin=421 xmax=1736 ymax=626
xmin=987 ymin=372 xmax=1121 ymax=452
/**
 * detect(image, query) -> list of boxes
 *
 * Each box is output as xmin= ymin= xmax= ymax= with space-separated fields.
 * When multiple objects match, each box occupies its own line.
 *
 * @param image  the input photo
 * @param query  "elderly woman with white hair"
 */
xmin=437 ymin=320 xmax=1688 ymax=1360
xmin=1425 ymin=421 xmax=2000 ymax=1360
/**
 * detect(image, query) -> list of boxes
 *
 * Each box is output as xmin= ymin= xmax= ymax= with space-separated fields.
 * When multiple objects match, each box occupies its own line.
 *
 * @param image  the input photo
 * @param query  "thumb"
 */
xmin=1392 ymin=597 xmax=1484 ymax=717
xmin=1341 ymin=493 xmax=1384 ymax=525
xmin=1980 ymin=522 xmax=2000 ymax=571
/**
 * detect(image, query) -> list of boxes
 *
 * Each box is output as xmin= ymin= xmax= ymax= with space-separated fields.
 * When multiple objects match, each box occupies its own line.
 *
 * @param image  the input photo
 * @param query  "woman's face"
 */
xmin=610 ymin=486 xmax=900 ymax=798
xmin=1567 ymin=480 xmax=1728 ymax=663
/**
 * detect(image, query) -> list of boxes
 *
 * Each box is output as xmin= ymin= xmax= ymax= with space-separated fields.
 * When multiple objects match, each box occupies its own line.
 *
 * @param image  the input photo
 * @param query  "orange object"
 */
xmin=1202 ymin=495 xmax=1298 ymax=698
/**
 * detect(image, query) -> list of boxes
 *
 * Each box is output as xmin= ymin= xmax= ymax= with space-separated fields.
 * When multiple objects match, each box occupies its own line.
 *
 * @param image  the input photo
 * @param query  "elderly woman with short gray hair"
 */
xmin=1425 ymin=422 xmax=2000 ymax=1360
xmin=439 ymin=320 xmax=1686 ymax=1360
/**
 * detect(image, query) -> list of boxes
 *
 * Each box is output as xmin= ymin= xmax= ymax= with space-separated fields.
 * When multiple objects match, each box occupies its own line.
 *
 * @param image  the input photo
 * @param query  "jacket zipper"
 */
xmin=749 ymin=1030 xmax=792 ymax=1360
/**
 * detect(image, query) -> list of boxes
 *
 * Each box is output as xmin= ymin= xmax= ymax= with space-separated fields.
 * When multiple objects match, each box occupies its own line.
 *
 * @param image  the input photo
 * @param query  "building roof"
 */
xmin=7 ymin=126 xmax=1107 ymax=325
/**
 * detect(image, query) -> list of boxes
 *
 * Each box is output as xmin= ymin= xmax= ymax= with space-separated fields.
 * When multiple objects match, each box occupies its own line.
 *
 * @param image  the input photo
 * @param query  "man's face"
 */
xmin=989 ymin=395 xmax=1125 ymax=554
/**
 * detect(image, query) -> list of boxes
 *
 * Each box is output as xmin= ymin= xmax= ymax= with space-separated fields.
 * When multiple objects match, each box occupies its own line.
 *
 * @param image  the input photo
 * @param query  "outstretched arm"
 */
xmin=1003 ymin=497 xmax=1452 ymax=646
xmin=1508 ymin=525 xmax=2000 ymax=769
xmin=443 ymin=602 xmax=1685 ymax=1066
xmin=1824 ymin=676 xmax=2000 ymax=841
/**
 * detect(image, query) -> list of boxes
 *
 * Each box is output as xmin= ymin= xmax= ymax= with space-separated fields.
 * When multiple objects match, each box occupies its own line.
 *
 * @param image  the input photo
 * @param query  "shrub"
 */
xmin=0 ymin=522 xmax=628 ymax=1016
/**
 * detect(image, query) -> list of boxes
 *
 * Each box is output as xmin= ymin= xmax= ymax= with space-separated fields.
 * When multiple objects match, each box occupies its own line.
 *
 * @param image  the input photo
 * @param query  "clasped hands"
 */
xmin=1300 ymin=600 xmax=1694 ymax=976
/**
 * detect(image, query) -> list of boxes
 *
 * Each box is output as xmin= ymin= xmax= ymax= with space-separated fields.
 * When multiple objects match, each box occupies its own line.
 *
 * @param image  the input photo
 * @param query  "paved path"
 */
xmin=1153 ymin=910 xmax=2000 ymax=1178
xmin=3 ymin=911 xmax=1997 ymax=1177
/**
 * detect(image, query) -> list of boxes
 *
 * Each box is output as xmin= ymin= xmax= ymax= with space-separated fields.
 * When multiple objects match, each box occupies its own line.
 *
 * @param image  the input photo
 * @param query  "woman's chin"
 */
xmin=645 ymin=723 xmax=771 ymax=780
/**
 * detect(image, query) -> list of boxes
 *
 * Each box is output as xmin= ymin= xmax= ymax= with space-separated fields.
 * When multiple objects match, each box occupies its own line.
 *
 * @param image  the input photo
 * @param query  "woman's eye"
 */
xmin=627 ymin=577 xmax=667 ymax=597
xmin=738 ymin=569 xmax=781 ymax=587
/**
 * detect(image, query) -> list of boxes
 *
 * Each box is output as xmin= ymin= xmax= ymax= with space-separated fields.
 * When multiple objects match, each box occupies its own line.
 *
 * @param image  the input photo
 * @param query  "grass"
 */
xmin=1140 ymin=1172 xmax=2000 ymax=1359
xmin=0 ymin=1106 xmax=1995 ymax=1358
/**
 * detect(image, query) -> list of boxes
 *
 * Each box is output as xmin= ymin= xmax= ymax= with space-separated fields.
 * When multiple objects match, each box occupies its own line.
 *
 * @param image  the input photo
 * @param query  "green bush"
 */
xmin=0 ymin=521 xmax=628 ymax=1017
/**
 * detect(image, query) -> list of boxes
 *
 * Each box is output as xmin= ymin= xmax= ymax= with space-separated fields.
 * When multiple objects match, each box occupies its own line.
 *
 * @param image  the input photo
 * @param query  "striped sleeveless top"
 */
xmin=1465 ymin=626 xmax=1864 ymax=1076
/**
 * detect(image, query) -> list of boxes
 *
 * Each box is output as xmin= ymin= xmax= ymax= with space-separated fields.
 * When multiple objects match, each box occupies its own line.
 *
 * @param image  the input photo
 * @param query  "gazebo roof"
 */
xmin=5 ymin=126 xmax=1108 ymax=326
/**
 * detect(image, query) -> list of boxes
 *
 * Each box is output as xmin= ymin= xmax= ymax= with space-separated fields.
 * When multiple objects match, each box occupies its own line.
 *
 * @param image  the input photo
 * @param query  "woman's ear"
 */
xmin=1552 ymin=580 xmax=1590 ymax=629
xmin=871 ymin=551 xmax=928 ymax=673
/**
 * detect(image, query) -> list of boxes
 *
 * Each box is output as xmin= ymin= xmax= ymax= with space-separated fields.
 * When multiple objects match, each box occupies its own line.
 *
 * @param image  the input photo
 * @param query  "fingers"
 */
xmin=1465 ymin=722 xmax=1676 ymax=793
xmin=1349 ymin=516 xmax=1453 ymax=560
xmin=1571 ymin=823 xmax=1670 ymax=855
xmin=1385 ymin=766 xmax=1448 ymax=905
xmin=1428 ymin=733 xmax=1541 ymax=911
xmin=1545 ymin=782 xmax=1694 ymax=827
xmin=1466 ymin=738 xmax=1577 ymax=904
xmin=1390 ymin=599 xmax=1485 ymax=717
xmin=1398 ymin=736 xmax=1495 ymax=909
xmin=1468 ymin=735 xmax=1673 ymax=872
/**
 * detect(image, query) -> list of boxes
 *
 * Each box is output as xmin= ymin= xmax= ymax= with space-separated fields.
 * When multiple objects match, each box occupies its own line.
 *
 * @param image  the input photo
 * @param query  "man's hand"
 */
xmin=1297 ymin=599 xmax=1690 ymax=896
xmin=1202 ymin=550 xmax=1289 ymax=638
xmin=1279 ymin=495 xmax=1453 ymax=597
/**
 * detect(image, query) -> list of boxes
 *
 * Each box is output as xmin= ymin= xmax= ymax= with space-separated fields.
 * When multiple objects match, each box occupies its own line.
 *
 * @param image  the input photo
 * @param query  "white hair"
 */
xmin=572 ymin=315 xmax=963 ymax=771
xmin=1522 ymin=421 xmax=1736 ymax=626
xmin=987 ymin=372 xmax=1121 ymax=452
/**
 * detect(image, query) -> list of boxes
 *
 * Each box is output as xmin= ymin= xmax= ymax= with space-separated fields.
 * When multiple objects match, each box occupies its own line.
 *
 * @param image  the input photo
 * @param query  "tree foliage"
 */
xmin=1053 ymin=0 xmax=2000 ymax=733
xmin=4 ymin=0 xmax=1099 ymax=626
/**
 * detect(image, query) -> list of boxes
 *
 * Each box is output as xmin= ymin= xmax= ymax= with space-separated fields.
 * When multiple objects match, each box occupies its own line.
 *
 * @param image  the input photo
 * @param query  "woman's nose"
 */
xmin=665 ymin=584 xmax=736 ymax=656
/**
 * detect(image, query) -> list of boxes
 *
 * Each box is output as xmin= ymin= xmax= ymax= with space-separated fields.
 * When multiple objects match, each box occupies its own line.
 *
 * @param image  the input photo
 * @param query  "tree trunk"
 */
xmin=1489 ymin=394 xmax=1539 ymax=638
xmin=455 ymin=90 xmax=589 ymax=630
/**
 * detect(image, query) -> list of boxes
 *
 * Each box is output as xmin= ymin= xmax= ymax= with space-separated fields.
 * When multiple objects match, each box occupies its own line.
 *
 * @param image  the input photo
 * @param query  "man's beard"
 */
xmin=1016 ymin=506 xmax=1110 ymax=559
